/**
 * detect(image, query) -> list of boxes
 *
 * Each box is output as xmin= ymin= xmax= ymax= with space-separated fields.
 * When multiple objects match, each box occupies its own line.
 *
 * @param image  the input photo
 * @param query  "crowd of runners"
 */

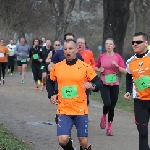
xmin=0 ymin=32 xmax=150 ymax=150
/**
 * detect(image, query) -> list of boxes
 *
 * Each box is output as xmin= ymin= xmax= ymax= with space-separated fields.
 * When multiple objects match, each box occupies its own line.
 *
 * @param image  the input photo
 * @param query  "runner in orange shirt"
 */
xmin=48 ymin=39 xmax=103 ymax=150
xmin=77 ymin=37 xmax=95 ymax=106
xmin=0 ymin=39 xmax=9 ymax=85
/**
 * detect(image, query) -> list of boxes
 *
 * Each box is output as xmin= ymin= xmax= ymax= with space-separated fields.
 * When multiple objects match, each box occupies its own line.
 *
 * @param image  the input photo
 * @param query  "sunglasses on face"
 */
xmin=55 ymin=44 xmax=60 ymax=46
xmin=132 ymin=41 xmax=144 ymax=45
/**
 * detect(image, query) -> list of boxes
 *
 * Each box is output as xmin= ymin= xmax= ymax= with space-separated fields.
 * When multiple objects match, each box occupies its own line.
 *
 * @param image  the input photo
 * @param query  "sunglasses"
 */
xmin=132 ymin=41 xmax=144 ymax=45
xmin=55 ymin=44 xmax=60 ymax=46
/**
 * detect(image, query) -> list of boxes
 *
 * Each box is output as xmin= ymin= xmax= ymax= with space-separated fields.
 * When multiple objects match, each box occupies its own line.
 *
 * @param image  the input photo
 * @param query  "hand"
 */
xmin=124 ymin=92 xmax=131 ymax=101
xmin=46 ymin=59 xmax=51 ymax=63
xmin=83 ymin=82 xmax=95 ymax=90
xmin=50 ymin=95 xmax=58 ymax=104
xmin=19 ymin=53 xmax=23 ymax=56
xmin=27 ymin=58 xmax=30 ymax=62
xmin=39 ymin=59 xmax=42 ymax=62
xmin=99 ymin=67 xmax=104 ymax=72
xmin=112 ymin=61 xmax=119 ymax=68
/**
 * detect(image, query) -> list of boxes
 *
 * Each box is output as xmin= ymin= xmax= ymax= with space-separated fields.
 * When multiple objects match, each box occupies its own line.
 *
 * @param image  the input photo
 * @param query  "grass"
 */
xmin=91 ymin=74 xmax=134 ymax=113
xmin=0 ymin=124 xmax=33 ymax=150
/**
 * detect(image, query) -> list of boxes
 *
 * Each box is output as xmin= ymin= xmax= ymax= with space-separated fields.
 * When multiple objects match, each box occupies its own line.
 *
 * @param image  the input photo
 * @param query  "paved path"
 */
xmin=0 ymin=72 xmax=149 ymax=150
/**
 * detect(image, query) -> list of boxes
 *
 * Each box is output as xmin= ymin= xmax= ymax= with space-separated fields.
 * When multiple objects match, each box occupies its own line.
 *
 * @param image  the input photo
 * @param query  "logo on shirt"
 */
xmin=139 ymin=62 xmax=143 ymax=66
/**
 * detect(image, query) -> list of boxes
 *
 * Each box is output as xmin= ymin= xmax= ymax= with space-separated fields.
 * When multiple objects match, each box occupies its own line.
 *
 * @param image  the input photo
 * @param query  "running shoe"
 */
xmin=21 ymin=80 xmax=25 ymax=84
xmin=10 ymin=73 xmax=13 ymax=76
xmin=106 ymin=122 xmax=113 ymax=136
xmin=41 ymin=85 xmax=45 ymax=91
xmin=7 ymin=69 xmax=10 ymax=73
xmin=100 ymin=115 xmax=106 ymax=129
xmin=35 ymin=87 xmax=39 ymax=90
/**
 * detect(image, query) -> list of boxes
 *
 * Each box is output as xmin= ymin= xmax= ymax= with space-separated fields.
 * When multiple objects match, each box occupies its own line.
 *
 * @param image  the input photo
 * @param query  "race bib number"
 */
xmin=40 ymin=65 xmax=45 ymax=69
xmin=0 ymin=53 xmax=4 ymax=57
xmin=9 ymin=49 xmax=14 ymax=54
xmin=105 ymin=74 xmax=117 ymax=83
xmin=21 ymin=59 xmax=26 ymax=62
xmin=135 ymin=75 xmax=150 ymax=91
xmin=33 ymin=54 xmax=38 ymax=59
xmin=61 ymin=85 xmax=78 ymax=98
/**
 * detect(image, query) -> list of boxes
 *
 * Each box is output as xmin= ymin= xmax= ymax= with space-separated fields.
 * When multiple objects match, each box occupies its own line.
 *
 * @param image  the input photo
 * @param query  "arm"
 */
xmin=29 ymin=48 xmax=33 ymax=59
xmin=117 ymin=54 xmax=126 ymax=74
xmin=95 ymin=55 xmax=101 ymax=71
xmin=15 ymin=45 xmax=19 ymax=55
xmin=90 ymin=52 xmax=95 ymax=69
xmin=126 ymin=73 xmax=133 ymax=94
xmin=46 ymin=51 xmax=52 ymax=63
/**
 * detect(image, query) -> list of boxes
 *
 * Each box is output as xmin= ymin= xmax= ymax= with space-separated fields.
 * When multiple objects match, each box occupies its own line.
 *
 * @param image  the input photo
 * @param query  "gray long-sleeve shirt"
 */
xmin=15 ymin=44 xmax=30 ymax=61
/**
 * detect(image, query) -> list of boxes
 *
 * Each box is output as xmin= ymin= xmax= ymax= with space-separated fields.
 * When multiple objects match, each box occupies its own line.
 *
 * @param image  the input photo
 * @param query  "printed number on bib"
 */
xmin=135 ymin=75 xmax=150 ymax=91
xmin=33 ymin=54 xmax=38 ymax=59
xmin=61 ymin=85 xmax=78 ymax=98
xmin=105 ymin=74 xmax=117 ymax=83
xmin=21 ymin=59 xmax=26 ymax=62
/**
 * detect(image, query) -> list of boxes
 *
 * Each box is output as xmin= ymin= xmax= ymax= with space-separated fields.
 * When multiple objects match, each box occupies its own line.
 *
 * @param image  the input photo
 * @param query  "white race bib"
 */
xmin=0 ymin=53 xmax=4 ymax=57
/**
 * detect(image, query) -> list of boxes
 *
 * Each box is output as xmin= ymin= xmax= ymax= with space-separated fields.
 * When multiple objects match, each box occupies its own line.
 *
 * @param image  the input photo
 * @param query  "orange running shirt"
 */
xmin=79 ymin=50 xmax=95 ymax=68
xmin=50 ymin=59 xmax=97 ymax=115
xmin=126 ymin=51 xmax=150 ymax=100
xmin=0 ymin=46 xmax=9 ymax=62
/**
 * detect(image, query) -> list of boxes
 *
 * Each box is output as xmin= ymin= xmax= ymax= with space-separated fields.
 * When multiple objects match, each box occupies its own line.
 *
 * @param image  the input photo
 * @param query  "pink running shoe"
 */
xmin=106 ymin=122 xmax=113 ymax=136
xmin=100 ymin=115 xmax=106 ymax=129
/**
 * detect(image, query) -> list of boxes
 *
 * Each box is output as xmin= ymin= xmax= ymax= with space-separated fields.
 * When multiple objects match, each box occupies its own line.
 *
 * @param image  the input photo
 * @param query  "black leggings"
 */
xmin=32 ymin=64 xmax=42 ymax=81
xmin=0 ymin=62 xmax=7 ymax=80
xmin=134 ymin=99 xmax=150 ymax=150
xmin=100 ymin=84 xmax=119 ymax=122
xmin=8 ymin=56 xmax=15 ymax=73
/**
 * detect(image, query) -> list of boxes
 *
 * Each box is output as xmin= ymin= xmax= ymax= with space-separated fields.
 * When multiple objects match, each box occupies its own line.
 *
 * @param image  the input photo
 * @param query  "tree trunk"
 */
xmin=134 ymin=0 xmax=146 ymax=32
xmin=103 ymin=0 xmax=131 ymax=55
xmin=55 ymin=0 xmax=64 ymax=40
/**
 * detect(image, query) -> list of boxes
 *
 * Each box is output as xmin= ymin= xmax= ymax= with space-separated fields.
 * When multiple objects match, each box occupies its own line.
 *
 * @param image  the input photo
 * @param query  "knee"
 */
xmin=137 ymin=124 xmax=148 ymax=137
xmin=78 ymin=137 xmax=88 ymax=148
xmin=58 ymin=136 xmax=69 ymax=146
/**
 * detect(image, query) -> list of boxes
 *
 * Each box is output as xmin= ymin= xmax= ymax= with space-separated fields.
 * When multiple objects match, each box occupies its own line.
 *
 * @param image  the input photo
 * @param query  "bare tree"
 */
xmin=102 ymin=0 xmax=131 ymax=55
xmin=134 ymin=0 xmax=148 ymax=32
xmin=48 ymin=0 xmax=76 ymax=40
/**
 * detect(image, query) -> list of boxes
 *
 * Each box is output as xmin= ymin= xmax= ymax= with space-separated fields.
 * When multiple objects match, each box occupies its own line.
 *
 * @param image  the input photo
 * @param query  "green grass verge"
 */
xmin=0 ymin=124 xmax=33 ymax=150
xmin=91 ymin=74 xmax=134 ymax=113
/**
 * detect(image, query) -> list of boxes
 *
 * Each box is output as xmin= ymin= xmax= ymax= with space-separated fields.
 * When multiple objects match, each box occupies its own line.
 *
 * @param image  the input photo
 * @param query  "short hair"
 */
xmin=64 ymin=33 xmax=75 ymax=41
xmin=64 ymin=38 xmax=76 ymax=44
xmin=134 ymin=32 xmax=148 ymax=41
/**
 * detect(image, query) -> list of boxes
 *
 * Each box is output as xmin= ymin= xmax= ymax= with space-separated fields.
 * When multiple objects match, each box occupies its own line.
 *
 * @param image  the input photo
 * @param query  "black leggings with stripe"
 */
xmin=134 ymin=98 xmax=150 ymax=150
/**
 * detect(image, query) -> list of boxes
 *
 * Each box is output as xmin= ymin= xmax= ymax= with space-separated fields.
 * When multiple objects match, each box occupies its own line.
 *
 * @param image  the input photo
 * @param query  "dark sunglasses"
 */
xmin=132 ymin=41 xmax=144 ymax=45
xmin=55 ymin=44 xmax=60 ymax=46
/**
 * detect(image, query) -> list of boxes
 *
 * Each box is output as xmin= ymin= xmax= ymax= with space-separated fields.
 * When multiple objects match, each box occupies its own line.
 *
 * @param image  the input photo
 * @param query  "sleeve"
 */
xmin=47 ymin=65 xmax=58 ymax=98
xmin=95 ymin=55 xmax=101 ymax=68
xmin=76 ymin=52 xmax=84 ymax=61
xmin=90 ymin=51 xmax=95 ymax=68
xmin=51 ymin=52 xmax=60 ymax=64
xmin=29 ymin=48 xmax=33 ymax=58
xmin=126 ymin=73 xmax=133 ymax=93
xmin=15 ymin=45 xmax=19 ymax=55
xmin=38 ymin=47 xmax=43 ymax=59
xmin=125 ymin=60 xmax=133 ymax=93
xmin=118 ymin=54 xmax=126 ymax=68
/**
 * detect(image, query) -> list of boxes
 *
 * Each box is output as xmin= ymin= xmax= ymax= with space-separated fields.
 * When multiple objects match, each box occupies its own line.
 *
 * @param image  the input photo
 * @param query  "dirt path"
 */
xmin=0 ymin=72 xmax=149 ymax=150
